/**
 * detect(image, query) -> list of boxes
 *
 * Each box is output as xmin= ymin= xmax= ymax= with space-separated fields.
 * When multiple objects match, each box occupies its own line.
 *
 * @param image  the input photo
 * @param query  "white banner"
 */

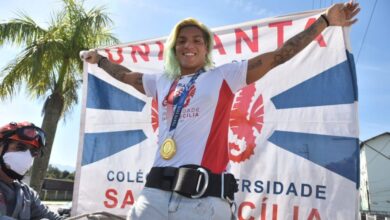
xmin=74 ymin=9 xmax=359 ymax=219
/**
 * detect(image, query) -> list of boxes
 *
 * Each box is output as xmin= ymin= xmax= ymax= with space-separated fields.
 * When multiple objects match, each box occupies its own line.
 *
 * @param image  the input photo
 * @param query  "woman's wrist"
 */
xmin=97 ymin=56 xmax=108 ymax=67
xmin=321 ymin=14 xmax=330 ymax=27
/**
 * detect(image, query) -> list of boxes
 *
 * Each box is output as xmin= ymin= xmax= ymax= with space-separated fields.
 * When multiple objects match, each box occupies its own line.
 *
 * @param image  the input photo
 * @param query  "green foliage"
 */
xmin=46 ymin=164 xmax=75 ymax=180
xmin=0 ymin=0 xmax=119 ymax=117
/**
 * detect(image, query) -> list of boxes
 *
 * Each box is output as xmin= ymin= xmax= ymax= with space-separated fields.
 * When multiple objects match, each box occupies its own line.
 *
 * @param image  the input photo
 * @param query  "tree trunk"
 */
xmin=30 ymin=92 xmax=64 ymax=193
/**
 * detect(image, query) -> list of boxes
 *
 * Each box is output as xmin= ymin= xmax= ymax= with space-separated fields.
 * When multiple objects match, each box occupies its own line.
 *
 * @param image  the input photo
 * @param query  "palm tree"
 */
xmin=0 ymin=0 xmax=119 ymax=192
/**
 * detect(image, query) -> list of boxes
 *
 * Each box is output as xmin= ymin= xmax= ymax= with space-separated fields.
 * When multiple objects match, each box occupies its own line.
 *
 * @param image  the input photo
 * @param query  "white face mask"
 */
xmin=3 ymin=150 xmax=34 ymax=175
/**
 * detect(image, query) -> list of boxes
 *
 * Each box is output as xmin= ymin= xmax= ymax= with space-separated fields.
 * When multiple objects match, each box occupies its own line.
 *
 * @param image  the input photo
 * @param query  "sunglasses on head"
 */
xmin=15 ymin=142 xmax=43 ymax=157
xmin=14 ymin=125 xmax=46 ymax=148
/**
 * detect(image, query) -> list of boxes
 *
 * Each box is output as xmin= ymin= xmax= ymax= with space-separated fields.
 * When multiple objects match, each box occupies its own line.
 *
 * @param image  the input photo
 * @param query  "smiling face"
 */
xmin=175 ymin=26 xmax=208 ymax=75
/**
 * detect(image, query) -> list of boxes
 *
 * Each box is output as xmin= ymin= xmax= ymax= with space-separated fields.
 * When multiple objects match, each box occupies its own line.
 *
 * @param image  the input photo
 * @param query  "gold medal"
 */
xmin=160 ymin=138 xmax=177 ymax=160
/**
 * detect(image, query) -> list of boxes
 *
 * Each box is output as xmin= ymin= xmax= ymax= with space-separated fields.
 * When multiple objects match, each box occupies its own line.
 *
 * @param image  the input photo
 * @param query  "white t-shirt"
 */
xmin=143 ymin=61 xmax=248 ymax=173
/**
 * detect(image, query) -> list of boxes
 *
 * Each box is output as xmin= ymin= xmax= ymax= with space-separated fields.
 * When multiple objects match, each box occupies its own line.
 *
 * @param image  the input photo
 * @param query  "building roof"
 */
xmin=360 ymin=132 xmax=390 ymax=148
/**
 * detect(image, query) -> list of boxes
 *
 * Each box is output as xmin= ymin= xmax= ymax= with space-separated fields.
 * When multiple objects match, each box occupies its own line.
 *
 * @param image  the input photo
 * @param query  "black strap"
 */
xmin=145 ymin=165 xmax=238 ymax=200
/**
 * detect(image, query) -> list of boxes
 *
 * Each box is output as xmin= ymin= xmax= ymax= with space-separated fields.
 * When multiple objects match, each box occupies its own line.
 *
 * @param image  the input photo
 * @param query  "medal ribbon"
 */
xmin=169 ymin=69 xmax=204 ymax=132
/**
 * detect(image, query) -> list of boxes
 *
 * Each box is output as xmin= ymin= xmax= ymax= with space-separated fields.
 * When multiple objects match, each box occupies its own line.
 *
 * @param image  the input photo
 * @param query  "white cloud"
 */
xmin=358 ymin=63 xmax=390 ymax=74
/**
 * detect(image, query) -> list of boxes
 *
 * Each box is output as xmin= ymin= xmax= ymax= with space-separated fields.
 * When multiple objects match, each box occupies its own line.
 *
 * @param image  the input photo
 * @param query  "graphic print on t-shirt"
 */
xmin=162 ymin=79 xmax=196 ymax=108
xmin=161 ymin=78 xmax=198 ymax=124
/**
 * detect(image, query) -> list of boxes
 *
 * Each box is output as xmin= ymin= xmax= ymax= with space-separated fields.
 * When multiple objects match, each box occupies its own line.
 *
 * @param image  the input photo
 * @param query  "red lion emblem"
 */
xmin=229 ymin=83 xmax=264 ymax=162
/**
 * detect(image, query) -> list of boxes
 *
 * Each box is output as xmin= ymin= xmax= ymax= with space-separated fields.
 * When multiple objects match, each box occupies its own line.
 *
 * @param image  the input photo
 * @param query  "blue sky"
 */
xmin=1 ymin=0 xmax=389 ymax=170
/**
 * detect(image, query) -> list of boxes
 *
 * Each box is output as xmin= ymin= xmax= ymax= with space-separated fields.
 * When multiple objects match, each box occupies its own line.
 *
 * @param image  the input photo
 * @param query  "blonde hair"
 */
xmin=164 ymin=18 xmax=214 ymax=79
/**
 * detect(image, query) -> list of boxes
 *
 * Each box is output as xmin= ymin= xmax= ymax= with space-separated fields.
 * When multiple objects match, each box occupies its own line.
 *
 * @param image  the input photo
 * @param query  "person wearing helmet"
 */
xmin=0 ymin=122 xmax=63 ymax=220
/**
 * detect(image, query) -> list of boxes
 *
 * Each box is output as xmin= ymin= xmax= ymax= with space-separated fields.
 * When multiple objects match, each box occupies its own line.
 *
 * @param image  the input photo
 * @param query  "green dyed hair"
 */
xmin=164 ymin=17 xmax=214 ymax=79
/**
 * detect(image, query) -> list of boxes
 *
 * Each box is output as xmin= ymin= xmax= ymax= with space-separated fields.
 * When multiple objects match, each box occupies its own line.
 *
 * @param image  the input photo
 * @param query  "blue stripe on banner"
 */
xmin=82 ymin=130 xmax=147 ymax=165
xmin=346 ymin=51 xmax=358 ymax=101
xmin=271 ymin=54 xmax=357 ymax=109
xmin=268 ymin=130 xmax=359 ymax=188
xmin=87 ymin=73 xmax=146 ymax=111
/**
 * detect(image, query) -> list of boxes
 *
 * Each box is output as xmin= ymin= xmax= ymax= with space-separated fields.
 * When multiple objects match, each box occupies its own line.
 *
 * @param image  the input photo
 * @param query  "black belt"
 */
xmin=145 ymin=165 xmax=238 ymax=201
